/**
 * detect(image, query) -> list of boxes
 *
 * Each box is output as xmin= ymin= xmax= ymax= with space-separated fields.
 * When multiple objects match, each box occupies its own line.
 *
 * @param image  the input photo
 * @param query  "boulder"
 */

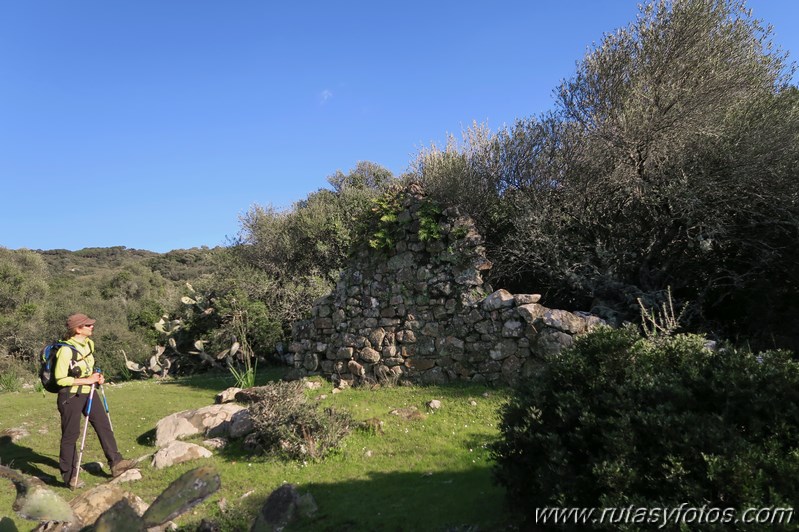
xmin=250 ymin=484 xmax=301 ymax=532
xmin=229 ymin=409 xmax=255 ymax=439
xmin=0 ymin=427 xmax=29 ymax=443
xmin=482 ymin=289 xmax=515 ymax=311
xmin=70 ymin=484 xmax=149 ymax=526
xmin=151 ymin=441 xmax=213 ymax=470
xmin=215 ymin=387 xmax=242 ymax=404
xmin=155 ymin=404 xmax=246 ymax=447
xmin=109 ymin=468 xmax=142 ymax=484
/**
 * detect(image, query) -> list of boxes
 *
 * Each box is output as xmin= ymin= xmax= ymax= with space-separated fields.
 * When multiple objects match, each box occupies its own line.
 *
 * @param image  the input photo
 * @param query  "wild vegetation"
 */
xmin=491 ymin=324 xmax=799 ymax=529
xmin=414 ymin=0 xmax=799 ymax=352
xmin=0 ymin=374 xmax=512 ymax=531
xmin=1 ymin=0 xmax=798 ymax=529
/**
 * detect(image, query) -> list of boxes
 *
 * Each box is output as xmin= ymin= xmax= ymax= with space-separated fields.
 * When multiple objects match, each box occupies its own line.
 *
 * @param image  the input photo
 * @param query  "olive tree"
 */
xmin=496 ymin=0 xmax=798 ymax=347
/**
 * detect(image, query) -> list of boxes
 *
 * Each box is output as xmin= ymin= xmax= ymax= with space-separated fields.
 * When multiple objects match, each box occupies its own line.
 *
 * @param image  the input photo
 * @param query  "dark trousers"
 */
xmin=57 ymin=387 xmax=122 ymax=483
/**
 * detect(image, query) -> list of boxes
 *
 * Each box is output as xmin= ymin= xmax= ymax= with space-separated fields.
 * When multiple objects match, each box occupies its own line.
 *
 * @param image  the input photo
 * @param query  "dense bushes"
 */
xmin=490 ymin=325 xmax=799 ymax=528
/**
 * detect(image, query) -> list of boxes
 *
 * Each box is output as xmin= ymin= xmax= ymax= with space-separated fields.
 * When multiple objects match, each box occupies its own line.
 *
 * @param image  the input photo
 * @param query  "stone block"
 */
xmin=314 ymin=317 xmax=333 ymax=329
xmin=360 ymin=347 xmax=381 ymax=364
xmin=382 ymin=345 xmax=397 ymax=358
xmin=335 ymin=347 xmax=354 ymax=360
xmin=542 ymin=309 xmax=586 ymax=335
xmin=303 ymin=353 xmax=319 ymax=371
xmin=534 ymin=329 xmax=574 ymax=357
xmin=513 ymin=294 xmax=541 ymax=305
xmin=409 ymin=357 xmax=436 ymax=371
xmin=517 ymin=303 xmax=546 ymax=324
xmin=482 ymin=289 xmax=515 ymax=311
xmin=502 ymin=320 xmax=524 ymax=337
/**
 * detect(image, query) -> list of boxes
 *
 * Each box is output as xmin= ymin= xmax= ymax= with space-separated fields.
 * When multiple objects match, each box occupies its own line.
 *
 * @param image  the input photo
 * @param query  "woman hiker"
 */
xmin=54 ymin=313 xmax=135 ymax=489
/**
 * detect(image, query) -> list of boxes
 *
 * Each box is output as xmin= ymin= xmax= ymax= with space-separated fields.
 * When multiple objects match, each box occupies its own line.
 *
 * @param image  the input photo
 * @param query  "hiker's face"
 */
xmin=80 ymin=324 xmax=95 ymax=337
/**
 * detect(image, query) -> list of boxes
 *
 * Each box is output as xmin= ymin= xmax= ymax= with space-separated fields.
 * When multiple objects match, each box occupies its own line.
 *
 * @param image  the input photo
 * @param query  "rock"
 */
xmin=516 ymin=303 xmax=546 ymax=324
xmin=502 ymin=320 xmax=524 ymax=337
xmin=426 ymin=400 xmax=442 ymax=410
xmin=535 ymin=328 xmax=575 ymax=357
xmin=109 ymin=468 xmax=142 ymax=484
xmin=70 ymin=484 xmax=148 ymax=526
xmin=0 ymin=464 xmax=74 ymax=523
xmin=141 ymin=466 xmax=220 ymax=527
xmin=297 ymin=492 xmax=318 ymax=519
xmin=513 ymin=293 xmax=541 ymax=305
xmin=389 ymin=406 xmax=426 ymax=421
xmin=93 ymin=499 xmax=145 ymax=532
xmin=347 ymin=359 xmax=365 ymax=377
xmin=0 ymin=427 xmax=29 ymax=443
xmin=302 ymin=353 xmax=318 ymax=371
xmin=202 ymin=438 xmax=228 ymax=450
xmin=154 ymin=404 xmax=246 ymax=447
xmin=541 ymin=309 xmax=587 ymax=335
xmin=359 ymin=347 xmax=381 ymax=364
xmin=229 ymin=409 xmax=254 ymax=439
xmin=215 ymin=387 xmax=242 ymax=404
xmin=420 ymin=366 xmax=449 ymax=385
xmin=151 ymin=441 xmax=212 ymax=469
xmin=250 ymin=484 xmax=300 ymax=532
xmin=482 ymin=289 xmax=515 ymax=311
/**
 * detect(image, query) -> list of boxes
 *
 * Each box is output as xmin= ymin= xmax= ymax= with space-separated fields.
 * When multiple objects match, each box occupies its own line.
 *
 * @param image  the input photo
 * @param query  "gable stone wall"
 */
xmin=288 ymin=183 xmax=603 ymax=386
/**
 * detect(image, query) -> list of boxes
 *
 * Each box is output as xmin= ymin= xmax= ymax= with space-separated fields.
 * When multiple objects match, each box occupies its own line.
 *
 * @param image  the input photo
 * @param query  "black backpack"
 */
xmin=39 ymin=342 xmax=83 ymax=393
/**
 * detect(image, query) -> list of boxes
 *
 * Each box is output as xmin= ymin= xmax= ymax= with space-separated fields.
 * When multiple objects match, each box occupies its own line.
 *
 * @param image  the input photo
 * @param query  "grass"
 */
xmin=0 ymin=369 xmax=517 ymax=531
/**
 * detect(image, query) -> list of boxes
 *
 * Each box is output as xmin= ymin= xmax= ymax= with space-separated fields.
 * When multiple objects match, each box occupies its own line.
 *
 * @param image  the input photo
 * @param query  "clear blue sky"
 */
xmin=1 ymin=1 xmax=796 ymax=253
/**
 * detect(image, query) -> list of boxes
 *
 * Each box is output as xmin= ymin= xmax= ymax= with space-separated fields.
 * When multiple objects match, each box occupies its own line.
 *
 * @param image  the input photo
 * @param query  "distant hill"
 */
xmin=35 ymin=246 xmax=223 ymax=282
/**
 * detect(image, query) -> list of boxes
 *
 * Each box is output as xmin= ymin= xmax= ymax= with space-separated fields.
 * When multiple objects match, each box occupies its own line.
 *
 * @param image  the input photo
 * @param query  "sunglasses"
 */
xmin=83 ymin=324 xmax=95 ymax=328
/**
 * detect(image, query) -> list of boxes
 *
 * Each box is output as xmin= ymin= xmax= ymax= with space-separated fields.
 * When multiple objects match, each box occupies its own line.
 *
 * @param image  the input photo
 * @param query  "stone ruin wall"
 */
xmin=288 ymin=183 xmax=604 ymax=386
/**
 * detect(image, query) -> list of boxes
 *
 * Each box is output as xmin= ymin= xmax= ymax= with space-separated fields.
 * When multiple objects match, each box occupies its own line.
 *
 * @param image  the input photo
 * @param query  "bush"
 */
xmin=247 ymin=381 xmax=352 ymax=461
xmin=490 ymin=326 xmax=799 ymax=529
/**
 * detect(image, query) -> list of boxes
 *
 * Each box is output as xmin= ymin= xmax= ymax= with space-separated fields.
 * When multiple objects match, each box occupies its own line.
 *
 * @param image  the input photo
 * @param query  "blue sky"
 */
xmin=1 ymin=1 xmax=796 ymax=253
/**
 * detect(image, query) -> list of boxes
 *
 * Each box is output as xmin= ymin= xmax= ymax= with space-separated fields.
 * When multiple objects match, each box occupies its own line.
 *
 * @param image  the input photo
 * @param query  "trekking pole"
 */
xmin=96 ymin=368 xmax=113 ymax=432
xmin=74 ymin=381 xmax=97 ymax=487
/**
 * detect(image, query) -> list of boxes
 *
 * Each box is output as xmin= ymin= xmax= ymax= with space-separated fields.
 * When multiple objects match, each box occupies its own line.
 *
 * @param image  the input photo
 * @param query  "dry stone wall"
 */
xmin=288 ymin=183 xmax=603 ymax=386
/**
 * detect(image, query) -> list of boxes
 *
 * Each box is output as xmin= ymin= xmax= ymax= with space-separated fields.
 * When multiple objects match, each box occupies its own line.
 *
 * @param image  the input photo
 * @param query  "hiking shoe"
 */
xmin=67 ymin=477 xmax=85 ymax=490
xmin=111 ymin=458 xmax=137 ymax=477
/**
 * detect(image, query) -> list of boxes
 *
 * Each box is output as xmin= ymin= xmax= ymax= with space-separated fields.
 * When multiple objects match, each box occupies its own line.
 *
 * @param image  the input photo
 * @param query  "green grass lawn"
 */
xmin=0 ymin=371 xmax=517 ymax=531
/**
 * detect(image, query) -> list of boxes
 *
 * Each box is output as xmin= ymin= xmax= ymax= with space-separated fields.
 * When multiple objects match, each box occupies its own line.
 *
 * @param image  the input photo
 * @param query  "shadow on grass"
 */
xmin=137 ymin=427 xmax=157 ymax=447
xmin=0 ymin=436 xmax=61 ymax=486
xmin=142 ymin=365 xmax=290 ymax=393
xmin=233 ymin=468 xmax=520 ymax=532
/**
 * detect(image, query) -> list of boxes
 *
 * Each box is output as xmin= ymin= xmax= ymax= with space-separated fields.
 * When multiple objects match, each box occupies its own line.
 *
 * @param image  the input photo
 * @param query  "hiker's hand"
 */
xmin=96 ymin=373 xmax=105 ymax=385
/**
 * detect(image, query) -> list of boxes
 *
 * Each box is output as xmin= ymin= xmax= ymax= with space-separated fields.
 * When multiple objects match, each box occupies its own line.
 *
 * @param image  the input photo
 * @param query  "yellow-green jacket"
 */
xmin=54 ymin=337 xmax=95 ymax=394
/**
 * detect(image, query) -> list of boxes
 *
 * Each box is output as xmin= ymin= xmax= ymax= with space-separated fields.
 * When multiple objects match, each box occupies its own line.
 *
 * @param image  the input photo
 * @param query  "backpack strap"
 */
xmin=56 ymin=340 xmax=93 ymax=361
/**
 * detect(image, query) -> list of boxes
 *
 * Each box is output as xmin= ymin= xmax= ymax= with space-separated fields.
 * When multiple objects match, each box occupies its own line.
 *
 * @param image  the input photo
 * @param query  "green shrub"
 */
xmin=490 ymin=325 xmax=799 ymax=529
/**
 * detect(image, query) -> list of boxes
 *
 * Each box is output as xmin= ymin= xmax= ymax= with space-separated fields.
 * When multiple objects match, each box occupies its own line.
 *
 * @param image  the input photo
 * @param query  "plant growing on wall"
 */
xmin=416 ymin=199 xmax=442 ymax=242
xmin=365 ymin=187 xmax=444 ymax=251
xmin=366 ymin=189 xmax=403 ymax=251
